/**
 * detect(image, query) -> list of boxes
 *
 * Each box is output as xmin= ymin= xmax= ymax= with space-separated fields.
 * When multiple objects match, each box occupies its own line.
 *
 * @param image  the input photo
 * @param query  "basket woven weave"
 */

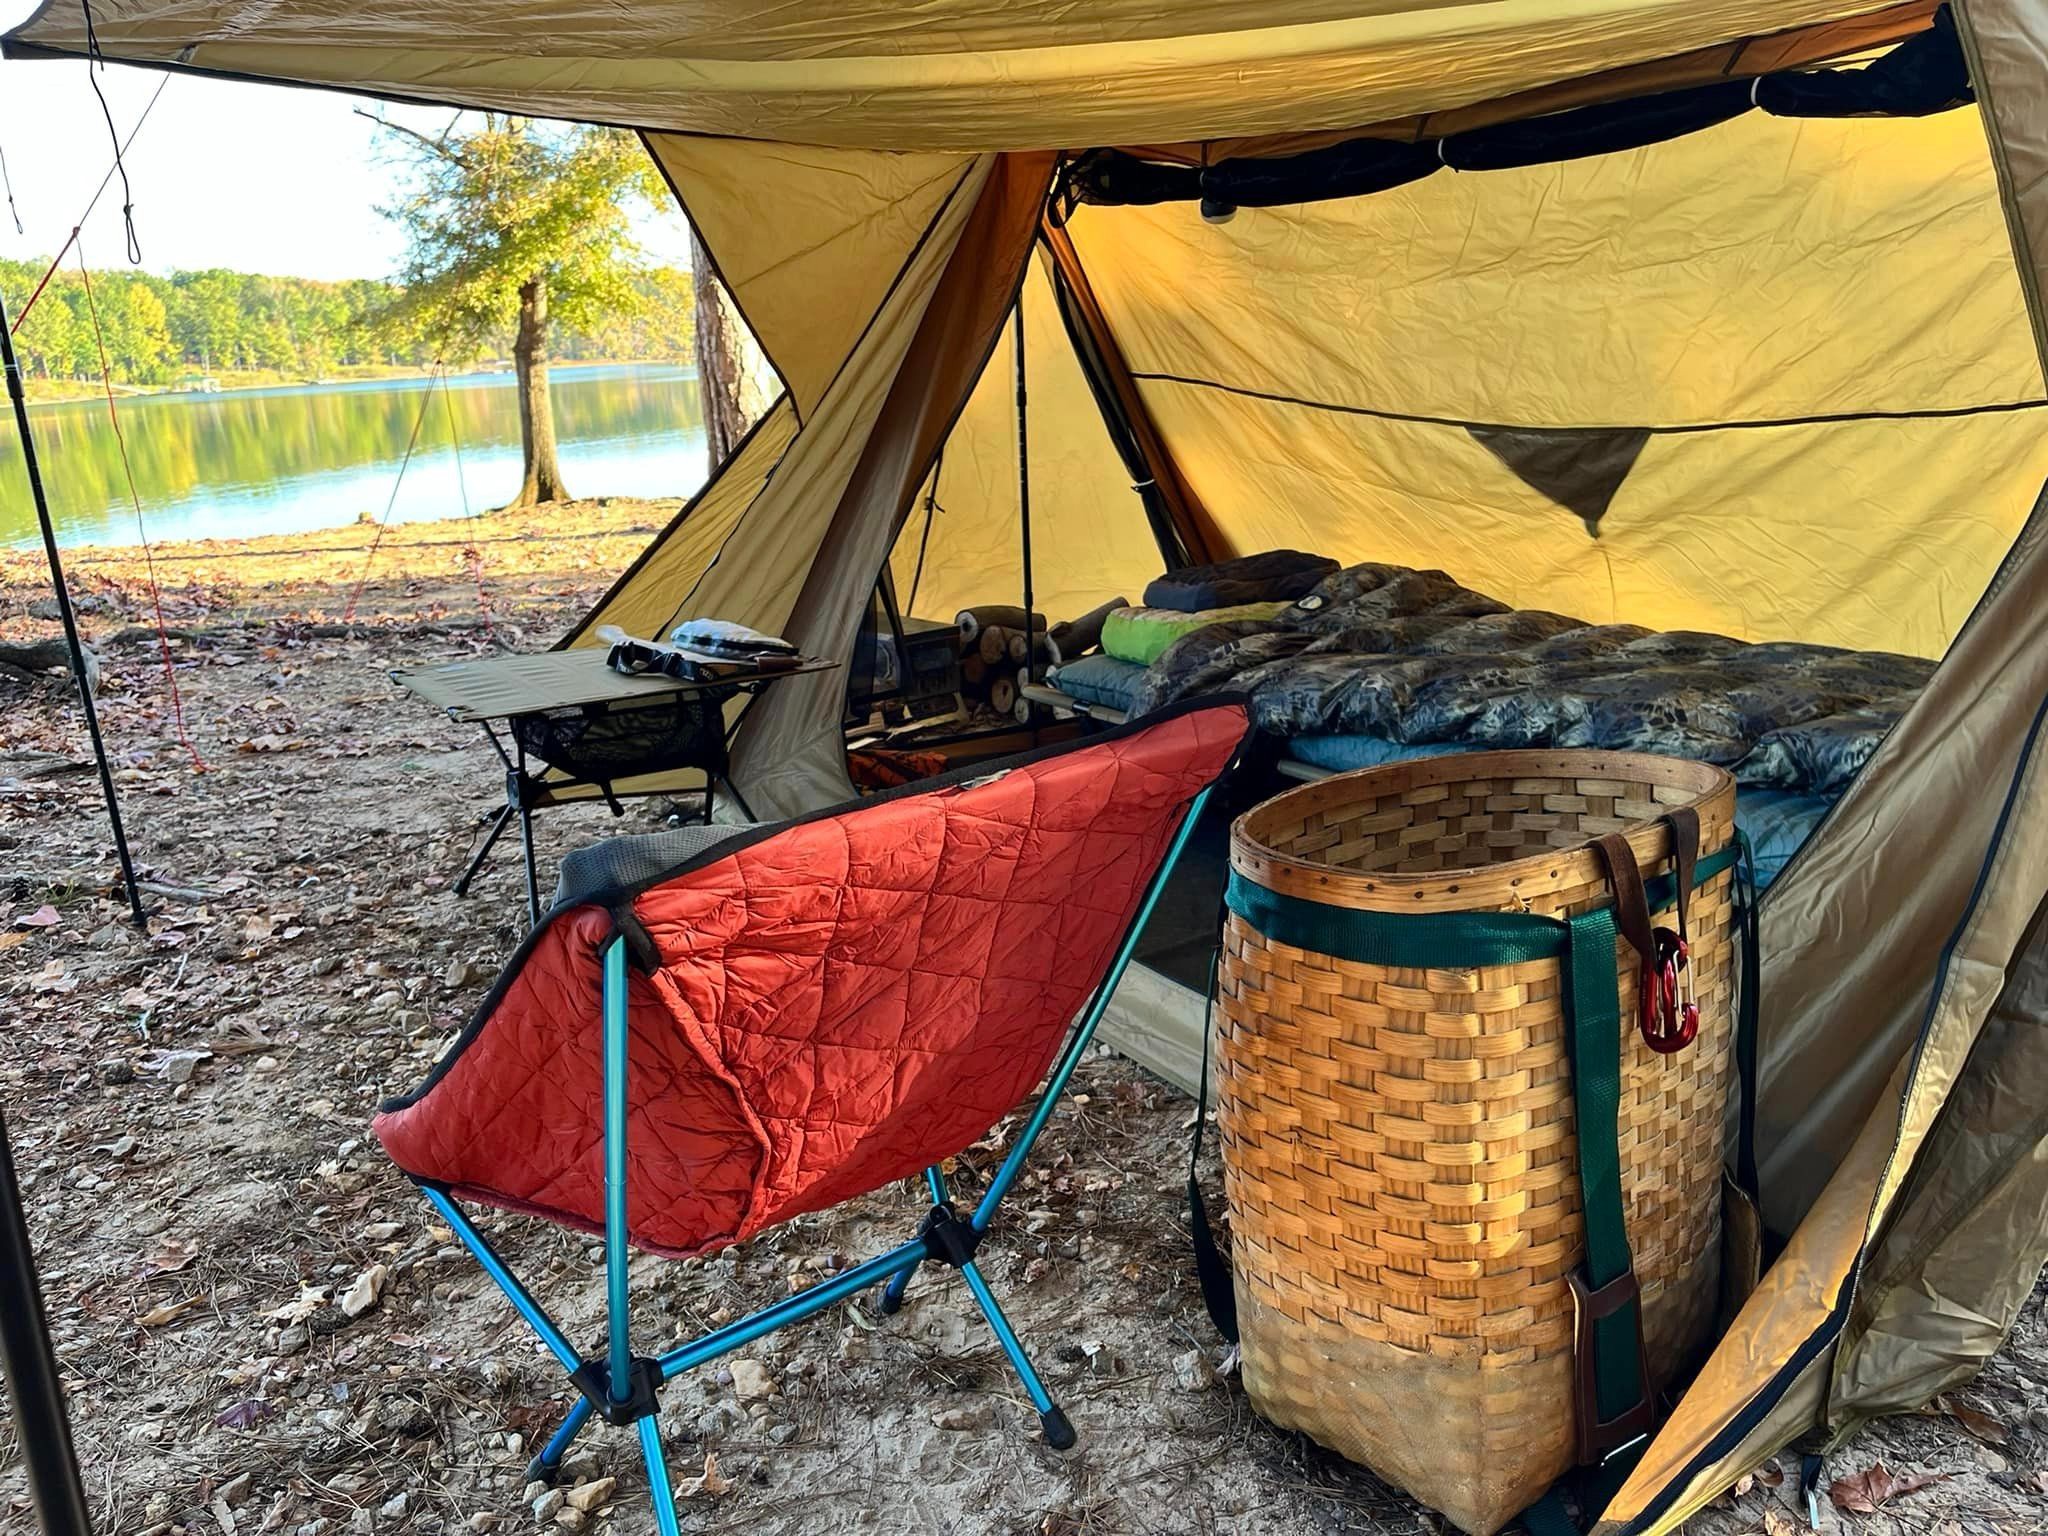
xmin=1218 ymin=751 xmax=1738 ymax=1536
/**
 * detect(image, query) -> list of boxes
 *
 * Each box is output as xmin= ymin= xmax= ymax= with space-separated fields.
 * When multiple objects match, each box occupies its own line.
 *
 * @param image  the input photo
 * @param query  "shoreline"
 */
xmin=19 ymin=355 xmax=697 ymax=407
xmin=0 ymin=496 xmax=677 ymax=637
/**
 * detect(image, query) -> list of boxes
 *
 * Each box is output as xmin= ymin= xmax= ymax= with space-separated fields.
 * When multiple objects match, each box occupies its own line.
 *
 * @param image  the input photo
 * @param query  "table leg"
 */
xmin=453 ymin=803 xmax=516 ymax=898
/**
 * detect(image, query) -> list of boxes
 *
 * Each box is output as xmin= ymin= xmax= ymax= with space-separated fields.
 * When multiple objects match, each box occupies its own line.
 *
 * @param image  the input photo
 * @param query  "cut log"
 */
xmin=957 ymin=605 xmax=1048 ymax=642
xmin=1007 ymin=630 xmax=1030 ymax=666
xmin=977 ymin=626 xmax=1011 ymax=667
xmin=989 ymin=676 xmax=1017 ymax=716
xmin=1047 ymin=597 xmax=1130 ymax=665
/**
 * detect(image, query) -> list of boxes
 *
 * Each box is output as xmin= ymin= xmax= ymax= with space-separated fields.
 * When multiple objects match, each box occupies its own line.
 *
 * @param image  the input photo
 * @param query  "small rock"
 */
xmin=160 ymin=1050 xmax=210 ymax=1085
xmin=312 ymin=955 xmax=342 ymax=976
xmin=278 ymin=1324 xmax=310 ymax=1355
xmin=728 ymin=1358 xmax=777 ymax=1402
xmin=553 ymin=1512 xmax=585 ymax=1533
xmin=373 ymin=1395 xmax=434 ymax=1437
xmin=341 ymin=1264 xmax=389 ymax=1319
xmin=562 ymin=1479 xmax=614 ymax=1514
xmin=378 ymin=1493 xmax=409 ymax=1520
xmin=1172 ymin=1348 xmax=1216 ymax=1392
xmin=218 ymin=1473 xmax=255 ymax=1508
xmin=2028 ymin=1405 xmax=2048 ymax=1436
xmin=349 ymin=1510 xmax=374 ymax=1536
xmin=767 ymin=1421 xmax=799 ymax=1445
xmin=100 ymin=1134 xmax=137 ymax=1161
xmin=469 ymin=1517 xmax=500 ymax=1533
xmin=446 ymin=957 xmax=486 ymax=987
xmin=931 ymin=1402 xmax=996 ymax=1432
xmin=530 ymin=1489 xmax=565 ymax=1522
xmin=99 ymin=1058 xmax=134 ymax=1085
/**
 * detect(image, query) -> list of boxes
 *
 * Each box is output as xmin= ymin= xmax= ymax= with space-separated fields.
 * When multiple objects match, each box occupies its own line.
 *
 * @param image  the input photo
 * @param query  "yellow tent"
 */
xmin=10 ymin=2 xmax=2048 ymax=1533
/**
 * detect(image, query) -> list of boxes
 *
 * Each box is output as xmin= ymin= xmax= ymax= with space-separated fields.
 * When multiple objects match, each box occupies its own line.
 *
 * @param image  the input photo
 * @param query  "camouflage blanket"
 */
xmin=1126 ymin=564 xmax=1934 ymax=794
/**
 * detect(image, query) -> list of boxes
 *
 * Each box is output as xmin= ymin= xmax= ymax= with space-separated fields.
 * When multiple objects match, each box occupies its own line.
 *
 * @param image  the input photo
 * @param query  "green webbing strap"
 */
xmin=1564 ymin=902 xmax=1644 ymax=1425
xmin=1223 ymin=841 xmax=1737 ymax=971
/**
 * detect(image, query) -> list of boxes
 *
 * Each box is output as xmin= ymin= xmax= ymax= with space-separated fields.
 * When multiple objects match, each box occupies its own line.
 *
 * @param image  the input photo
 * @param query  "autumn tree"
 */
xmin=370 ymin=113 xmax=665 ymax=507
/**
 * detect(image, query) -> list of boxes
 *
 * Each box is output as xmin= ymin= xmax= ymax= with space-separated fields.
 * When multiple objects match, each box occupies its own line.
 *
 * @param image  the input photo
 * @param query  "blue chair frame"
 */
xmin=415 ymin=785 xmax=1215 ymax=1525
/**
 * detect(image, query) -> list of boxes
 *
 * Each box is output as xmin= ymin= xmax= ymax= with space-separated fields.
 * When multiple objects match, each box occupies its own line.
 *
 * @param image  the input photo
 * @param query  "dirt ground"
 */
xmin=1 ymin=505 xmax=2043 ymax=1536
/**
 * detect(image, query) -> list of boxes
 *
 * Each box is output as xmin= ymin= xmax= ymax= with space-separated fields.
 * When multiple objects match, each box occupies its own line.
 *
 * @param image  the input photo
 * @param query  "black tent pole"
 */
xmin=1014 ymin=294 xmax=1035 ymax=686
xmin=0 ymin=1102 xmax=94 ymax=1536
xmin=0 ymin=288 xmax=147 ymax=928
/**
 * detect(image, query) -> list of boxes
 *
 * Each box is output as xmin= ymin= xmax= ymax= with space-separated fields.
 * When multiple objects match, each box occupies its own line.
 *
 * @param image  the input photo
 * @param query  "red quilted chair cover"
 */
xmin=374 ymin=699 xmax=1249 ymax=1257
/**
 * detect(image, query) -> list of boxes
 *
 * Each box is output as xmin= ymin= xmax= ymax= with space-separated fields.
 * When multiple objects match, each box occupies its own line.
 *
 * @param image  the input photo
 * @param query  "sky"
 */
xmin=0 ymin=6 xmax=696 ymax=284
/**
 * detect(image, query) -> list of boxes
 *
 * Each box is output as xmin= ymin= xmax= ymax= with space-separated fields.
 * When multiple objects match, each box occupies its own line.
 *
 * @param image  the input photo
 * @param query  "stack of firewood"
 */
xmin=953 ymin=598 xmax=1127 ymax=722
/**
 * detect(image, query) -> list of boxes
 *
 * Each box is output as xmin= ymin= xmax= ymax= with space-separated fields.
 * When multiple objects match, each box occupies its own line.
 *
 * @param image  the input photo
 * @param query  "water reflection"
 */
xmin=1 ymin=363 xmax=710 ymax=548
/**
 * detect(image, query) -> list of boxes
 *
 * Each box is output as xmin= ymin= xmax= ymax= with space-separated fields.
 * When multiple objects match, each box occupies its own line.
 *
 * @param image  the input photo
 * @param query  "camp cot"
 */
xmin=7 ymin=0 xmax=2048 ymax=1531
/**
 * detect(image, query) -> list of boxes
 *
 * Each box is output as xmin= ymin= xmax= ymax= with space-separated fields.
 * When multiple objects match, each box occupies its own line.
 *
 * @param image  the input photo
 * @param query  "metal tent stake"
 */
xmin=0 ymin=287 xmax=147 ymax=928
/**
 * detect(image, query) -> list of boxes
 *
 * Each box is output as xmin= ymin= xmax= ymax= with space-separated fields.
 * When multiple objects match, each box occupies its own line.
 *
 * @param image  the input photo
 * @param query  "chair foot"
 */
xmin=1039 ymin=1405 xmax=1076 ymax=1451
xmin=524 ymin=1396 xmax=595 ymax=1489
xmin=878 ymin=1263 xmax=916 ymax=1315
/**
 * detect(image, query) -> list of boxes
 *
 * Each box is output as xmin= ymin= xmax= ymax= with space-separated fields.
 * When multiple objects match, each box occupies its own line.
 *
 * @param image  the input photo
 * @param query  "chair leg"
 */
xmin=958 ymin=1259 xmax=1075 ymax=1450
xmin=637 ymin=1416 xmax=683 ymax=1536
xmin=524 ymin=1396 xmax=595 ymax=1487
xmin=879 ymin=1166 xmax=948 ymax=1315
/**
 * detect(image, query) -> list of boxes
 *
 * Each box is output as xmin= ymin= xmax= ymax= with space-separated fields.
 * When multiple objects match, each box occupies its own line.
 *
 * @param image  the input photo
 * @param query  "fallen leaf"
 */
xmin=340 ymin=1262 xmax=389 ymax=1318
xmin=265 ymin=1286 xmax=331 ymax=1323
xmin=1754 ymin=1460 xmax=1786 ymax=1489
xmin=13 ymin=904 xmax=59 ymax=928
xmin=142 ymin=1239 xmax=199 ymax=1274
xmin=1830 ymin=1461 xmax=1948 ymax=1515
xmin=136 ymin=1293 xmax=210 ymax=1327
xmin=676 ymin=1451 xmax=732 ymax=1500
xmin=0 ymin=932 xmax=27 ymax=952
xmin=30 ymin=959 xmax=76 ymax=995
xmin=1931 ymin=1395 xmax=2008 ymax=1445
xmin=1761 ymin=1503 xmax=1801 ymax=1536
xmin=213 ymin=1398 xmax=278 ymax=1430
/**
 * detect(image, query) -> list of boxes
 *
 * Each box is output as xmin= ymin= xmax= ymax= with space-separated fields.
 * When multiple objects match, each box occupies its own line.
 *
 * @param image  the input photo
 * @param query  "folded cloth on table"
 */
xmin=1102 ymin=602 xmax=1291 ymax=666
xmin=1143 ymin=549 xmax=1338 ymax=612
xmin=669 ymin=618 xmax=800 ymax=663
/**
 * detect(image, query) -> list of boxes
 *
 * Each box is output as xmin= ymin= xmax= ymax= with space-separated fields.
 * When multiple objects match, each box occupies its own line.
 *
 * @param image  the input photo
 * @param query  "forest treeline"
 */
xmin=0 ymin=259 xmax=697 ymax=386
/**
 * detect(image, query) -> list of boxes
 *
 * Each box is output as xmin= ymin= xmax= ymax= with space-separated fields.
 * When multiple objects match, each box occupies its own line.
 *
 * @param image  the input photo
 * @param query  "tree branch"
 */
xmin=353 ymin=107 xmax=470 ymax=168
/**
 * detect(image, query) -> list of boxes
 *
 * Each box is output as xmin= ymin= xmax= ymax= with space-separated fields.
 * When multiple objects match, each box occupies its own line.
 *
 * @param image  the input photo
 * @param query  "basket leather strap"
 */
xmin=1667 ymin=808 xmax=1700 ymax=943
xmin=1591 ymin=832 xmax=1655 ymax=970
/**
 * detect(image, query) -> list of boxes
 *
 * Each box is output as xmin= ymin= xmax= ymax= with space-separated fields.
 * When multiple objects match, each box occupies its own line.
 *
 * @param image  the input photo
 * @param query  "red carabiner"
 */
xmin=1639 ymin=927 xmax=1699 ymax=1054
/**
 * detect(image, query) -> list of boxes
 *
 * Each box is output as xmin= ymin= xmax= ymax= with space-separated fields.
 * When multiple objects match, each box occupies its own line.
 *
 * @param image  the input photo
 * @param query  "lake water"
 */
xmin=2 ymin=363 xmax=711 ymax=550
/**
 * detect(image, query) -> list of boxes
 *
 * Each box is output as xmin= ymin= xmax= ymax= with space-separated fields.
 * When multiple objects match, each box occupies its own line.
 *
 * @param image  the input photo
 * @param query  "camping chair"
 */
xmin=372 ymin=698 xmax=1250 ymax=1525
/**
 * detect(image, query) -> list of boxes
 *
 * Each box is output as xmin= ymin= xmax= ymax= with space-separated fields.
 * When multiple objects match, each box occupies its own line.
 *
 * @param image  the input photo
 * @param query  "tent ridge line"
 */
xmin=1124 ymin=370 xmax=2048 ymax=437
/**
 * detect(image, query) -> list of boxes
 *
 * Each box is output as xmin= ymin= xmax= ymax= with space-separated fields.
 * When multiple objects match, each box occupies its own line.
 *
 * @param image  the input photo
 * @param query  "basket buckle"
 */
xmin=1569 ymin=1265 xmax=1657 ymax=1466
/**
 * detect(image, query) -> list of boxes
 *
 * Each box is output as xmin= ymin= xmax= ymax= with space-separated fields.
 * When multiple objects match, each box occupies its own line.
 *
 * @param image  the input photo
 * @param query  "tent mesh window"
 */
xmin=510 ymin=692 xmax=730 ymax=791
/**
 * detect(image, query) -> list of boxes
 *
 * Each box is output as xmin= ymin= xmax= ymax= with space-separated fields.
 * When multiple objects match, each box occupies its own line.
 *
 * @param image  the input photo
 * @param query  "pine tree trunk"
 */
xmin=691 ymin=230 xmax=751 ymax=477
xmin=509 ymin=275 xmax=570 ymax=508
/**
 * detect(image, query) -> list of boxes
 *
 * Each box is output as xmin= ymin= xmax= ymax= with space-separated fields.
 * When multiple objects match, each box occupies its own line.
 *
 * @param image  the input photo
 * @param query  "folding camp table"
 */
xmin=391 ymin=650 xmax=836 ymax=924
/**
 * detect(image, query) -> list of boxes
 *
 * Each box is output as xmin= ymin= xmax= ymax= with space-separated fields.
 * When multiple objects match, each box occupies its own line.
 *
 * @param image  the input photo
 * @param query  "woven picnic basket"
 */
xmin=1217 ymin=751 xmax=1740 ymax=1536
